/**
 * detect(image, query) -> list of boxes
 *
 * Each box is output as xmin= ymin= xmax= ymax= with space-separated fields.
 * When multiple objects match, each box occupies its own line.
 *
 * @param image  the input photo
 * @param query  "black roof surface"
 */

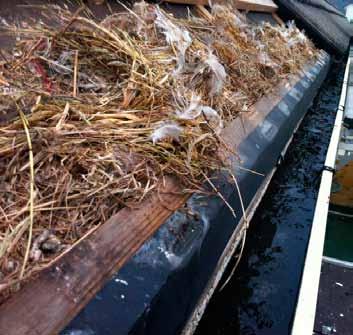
xmin=275 ymin=0 xmax=353 ymax=55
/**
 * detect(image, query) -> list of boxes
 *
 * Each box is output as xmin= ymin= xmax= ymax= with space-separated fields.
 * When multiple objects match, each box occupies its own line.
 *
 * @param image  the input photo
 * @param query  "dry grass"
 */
xmin=0 ymin=1 xmax=317 ymax=300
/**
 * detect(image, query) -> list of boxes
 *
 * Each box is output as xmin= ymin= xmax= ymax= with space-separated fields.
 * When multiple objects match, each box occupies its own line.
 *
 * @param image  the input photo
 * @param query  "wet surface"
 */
xmin=196 ymin=60 xmax=345 ymax=335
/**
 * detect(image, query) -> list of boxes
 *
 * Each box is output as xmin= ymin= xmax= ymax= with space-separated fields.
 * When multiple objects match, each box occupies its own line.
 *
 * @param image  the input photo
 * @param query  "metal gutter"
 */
xmin=291 ymin=54 xmax=351 ymax=335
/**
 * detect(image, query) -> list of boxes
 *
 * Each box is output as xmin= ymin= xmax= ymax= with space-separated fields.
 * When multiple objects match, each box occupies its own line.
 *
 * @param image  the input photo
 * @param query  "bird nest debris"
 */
xmin=0 ymin=1 xmax=317 ymax=301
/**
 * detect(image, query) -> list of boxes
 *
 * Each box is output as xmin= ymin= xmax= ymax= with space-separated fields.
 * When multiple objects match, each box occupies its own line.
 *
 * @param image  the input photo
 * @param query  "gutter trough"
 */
xmin=63 ymin=53 xmax=330 ymax=335
xmin=291 ymin=49 xmax=351 ymax=335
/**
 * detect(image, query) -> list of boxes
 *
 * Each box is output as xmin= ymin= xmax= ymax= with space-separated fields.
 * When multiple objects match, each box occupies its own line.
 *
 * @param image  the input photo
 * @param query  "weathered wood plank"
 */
xmin=163 ymin=0 xmax=208 ymax=5
xmin=272 ymin=12 xmax=285 ymax=26
xmin=196 ymin=4 xmax=214 ymax=21
xmin=234 ymin=0 xmax=278 ymax=13
xmin=0 ymin=178 xmax=189 ymax=335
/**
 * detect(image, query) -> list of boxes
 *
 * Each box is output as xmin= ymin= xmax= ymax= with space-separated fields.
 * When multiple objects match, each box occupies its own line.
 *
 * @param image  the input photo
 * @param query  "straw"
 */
xmin=17 ymin=110 xmax=35 ymax=280
xmin=0 ymin=1 xmax=317 ymax=300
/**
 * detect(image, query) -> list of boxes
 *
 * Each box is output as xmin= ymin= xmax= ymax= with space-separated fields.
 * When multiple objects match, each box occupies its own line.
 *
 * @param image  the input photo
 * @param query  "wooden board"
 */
xmin=234 ymin=0 xmax=278 ymax=13
xmin=272 ymin=12 xmax=285 ymax=26
xmin=163 ymin=0 xmax=208 ymax=5
xmin=164 ymin=0 xmax=278 ymax=12
xmin=0 ymin=178 xmax=189 ymax=335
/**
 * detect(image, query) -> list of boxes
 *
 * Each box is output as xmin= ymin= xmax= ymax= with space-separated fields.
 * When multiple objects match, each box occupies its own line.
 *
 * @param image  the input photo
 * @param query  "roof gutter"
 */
xmin=291 ymin=52 xmax=351 ymax=335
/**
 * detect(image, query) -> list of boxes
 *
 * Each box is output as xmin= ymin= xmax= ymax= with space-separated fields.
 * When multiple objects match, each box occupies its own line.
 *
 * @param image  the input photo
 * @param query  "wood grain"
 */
xmin=272 ymin=12 xmax=285 ymax=26
xmin=164 ymin=0 xmax=277 ymax=12
xmin=0 ymin=178 xmax=189 ymax=335
xmin=163 ymin=0 xmax=208 ymax=5
xmin=234 ymin=0 xmax=278 ymax=13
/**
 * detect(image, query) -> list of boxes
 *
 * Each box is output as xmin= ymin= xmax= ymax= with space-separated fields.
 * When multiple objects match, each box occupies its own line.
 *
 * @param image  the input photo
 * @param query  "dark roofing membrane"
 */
xmin=275 ymin=0 xmax=353 ymax=55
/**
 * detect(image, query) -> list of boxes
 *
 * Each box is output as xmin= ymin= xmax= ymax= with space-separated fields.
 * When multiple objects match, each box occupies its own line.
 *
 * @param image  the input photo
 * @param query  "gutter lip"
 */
xmin=291 ymin=54 xmax=351 ymax=335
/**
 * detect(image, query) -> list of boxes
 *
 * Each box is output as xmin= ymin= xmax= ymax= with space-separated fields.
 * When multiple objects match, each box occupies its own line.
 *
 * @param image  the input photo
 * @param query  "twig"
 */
xmin=18 ymin=109 xmax=35 ymax=280
xmin=219 ymin=171 xmax=248 ymax=291
xmin=73 ymin=50 xmax=79 ymax=97
xmin=201 ymin=171 xmax=236 ymax=219
xmin=0 ymin=50 xmax=8 ymax=64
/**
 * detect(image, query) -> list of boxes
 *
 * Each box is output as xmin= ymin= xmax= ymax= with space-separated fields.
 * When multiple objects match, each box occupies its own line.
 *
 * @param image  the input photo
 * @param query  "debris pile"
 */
xmin=0 ymin=2 xmax=317 ymax=298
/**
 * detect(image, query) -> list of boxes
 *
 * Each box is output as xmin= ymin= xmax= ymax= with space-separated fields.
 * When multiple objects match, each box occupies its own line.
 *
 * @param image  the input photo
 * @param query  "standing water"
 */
xmin=195 ymin=60 xmax=345 ymax=335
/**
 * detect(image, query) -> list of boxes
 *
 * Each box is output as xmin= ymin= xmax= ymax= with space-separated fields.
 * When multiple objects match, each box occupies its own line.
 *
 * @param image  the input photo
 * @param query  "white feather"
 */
xmin=205 ymin=51 xmax=227 ymax=95
xmin=151 ymin=122 xmax=183 ymax=144
xmin=154 ymin=7 xmax=192 ymax=74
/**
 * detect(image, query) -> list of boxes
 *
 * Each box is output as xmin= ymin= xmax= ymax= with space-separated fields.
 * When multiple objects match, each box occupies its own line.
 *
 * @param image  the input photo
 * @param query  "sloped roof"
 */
xmin=275 ymin=0 xmax=353 ymax=55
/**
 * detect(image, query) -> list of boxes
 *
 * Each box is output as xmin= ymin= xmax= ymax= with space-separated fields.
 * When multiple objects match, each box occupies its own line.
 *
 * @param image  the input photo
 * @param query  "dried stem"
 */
xmin=18 ymin=110 xmax=35 ymax=280
xmin=0 ymin=1 xmax=317 ymax=299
